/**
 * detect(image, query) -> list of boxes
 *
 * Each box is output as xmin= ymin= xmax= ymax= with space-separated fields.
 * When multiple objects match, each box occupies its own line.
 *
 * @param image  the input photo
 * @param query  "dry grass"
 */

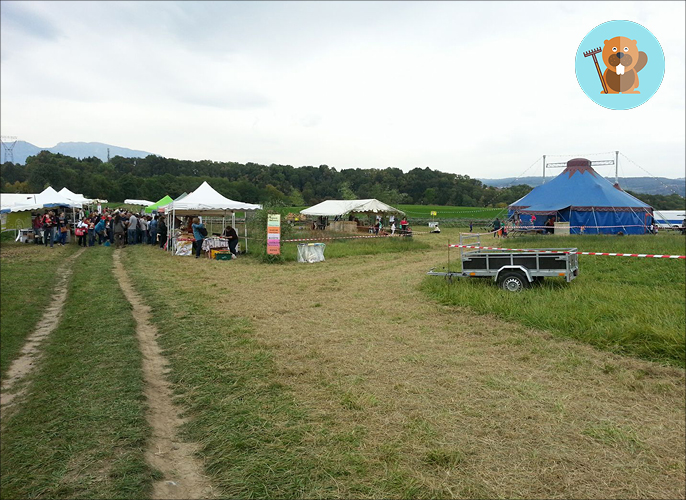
xmin=125 ymin=234 xmax=685 ymax=499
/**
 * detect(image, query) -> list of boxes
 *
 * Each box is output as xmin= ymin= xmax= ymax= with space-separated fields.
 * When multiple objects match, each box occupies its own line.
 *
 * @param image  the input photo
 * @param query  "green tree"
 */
xmin=338 ymin=182 xmax=357 ymax=200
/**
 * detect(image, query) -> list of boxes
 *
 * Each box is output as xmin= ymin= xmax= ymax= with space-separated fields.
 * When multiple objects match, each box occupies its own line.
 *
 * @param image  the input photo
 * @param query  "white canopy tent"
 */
xmin=1 ymin=188 xmax=83 ymax=239
xmin=157 ymin=181 xmax=262 ymax=254
xmin=2 ymin=187 xmax=83 ymax=212
xmin=59 ymin=187 xmax=94 ymax=205
xmin=301 ymin=199 xmax=404 ymax=217
xmin=1 ymin=193 xmax=42 ymax=212
xmin=124 ymin=199 xmax=155 ymax=206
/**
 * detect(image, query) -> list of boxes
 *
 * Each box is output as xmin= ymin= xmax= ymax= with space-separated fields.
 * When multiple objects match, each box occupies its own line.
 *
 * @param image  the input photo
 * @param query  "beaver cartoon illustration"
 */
xmin=601 ymin=36 xmax=648 ymax=94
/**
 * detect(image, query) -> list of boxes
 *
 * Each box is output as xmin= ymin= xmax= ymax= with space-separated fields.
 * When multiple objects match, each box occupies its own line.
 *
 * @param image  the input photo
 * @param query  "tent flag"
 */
xmin=301 ymin=199 xmax=404 ymax=217
xmin=508 ymin=158 xmax=653 ymax=235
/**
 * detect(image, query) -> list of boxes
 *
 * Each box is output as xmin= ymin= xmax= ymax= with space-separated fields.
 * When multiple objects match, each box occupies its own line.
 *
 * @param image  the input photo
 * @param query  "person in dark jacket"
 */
xmin=42 ymin=211 xmax=56 ymax=248
xmin=158 ymin=217 xmax=167 ymax=249
xmin=113 ymin=214 xmax=126 ymax=249
xmin=222 ymin=225 xmax=239 ymax=257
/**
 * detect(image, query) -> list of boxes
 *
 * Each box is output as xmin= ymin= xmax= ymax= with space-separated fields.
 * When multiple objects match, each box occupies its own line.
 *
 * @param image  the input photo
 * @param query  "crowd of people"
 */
xmin=32 ymin=208 xmax=168 ymax=250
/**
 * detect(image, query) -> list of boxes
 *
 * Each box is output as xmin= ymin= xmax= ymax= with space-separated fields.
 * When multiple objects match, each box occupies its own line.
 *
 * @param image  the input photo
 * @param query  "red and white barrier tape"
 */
xmin=448 ymin=244 xmax=686 ymax=259
xmin=511 ymin=224 xmax=649 ymax=229
xmin=283 ymin=234 xmax=393 ymax=243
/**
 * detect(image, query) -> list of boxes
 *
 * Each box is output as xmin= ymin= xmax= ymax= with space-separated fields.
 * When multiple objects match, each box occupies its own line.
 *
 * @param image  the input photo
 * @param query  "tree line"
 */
xmin=2 ymin=151 xmax=681 ymax=210
xmin=0 ymin=151 xmax=534 ymax=208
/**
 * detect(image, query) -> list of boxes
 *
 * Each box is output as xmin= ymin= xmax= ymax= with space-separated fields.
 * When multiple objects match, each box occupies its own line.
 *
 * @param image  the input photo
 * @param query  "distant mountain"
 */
xmin=0 ymin=140 xmax=155 ymax=165
xmin=479 ymin=176 xmax=685 ymax=197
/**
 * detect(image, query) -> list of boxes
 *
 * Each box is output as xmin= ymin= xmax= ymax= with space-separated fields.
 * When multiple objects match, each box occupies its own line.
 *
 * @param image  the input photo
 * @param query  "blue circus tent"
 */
xmin=508 ymin=158 xmax=653 ymax=235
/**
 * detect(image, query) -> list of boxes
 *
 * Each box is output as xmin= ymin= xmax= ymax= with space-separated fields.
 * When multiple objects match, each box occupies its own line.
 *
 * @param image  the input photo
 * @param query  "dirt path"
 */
xmin=0 ymin=248 xmax=86 ymax=412
xmin=112 ymin=250 xmax=217 ymax=500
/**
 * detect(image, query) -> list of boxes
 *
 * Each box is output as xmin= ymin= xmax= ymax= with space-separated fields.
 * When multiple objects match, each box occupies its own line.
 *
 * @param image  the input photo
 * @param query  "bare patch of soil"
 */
xmin=0 ymin=248 xmax=85 ymax=412
xmin=112 ymin=250 xmax=217 ymax=500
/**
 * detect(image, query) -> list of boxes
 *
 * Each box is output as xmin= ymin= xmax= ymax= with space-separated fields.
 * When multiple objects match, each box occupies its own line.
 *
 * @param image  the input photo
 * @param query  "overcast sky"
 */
xmin=1 ymin=1 xmax=684 ymax=179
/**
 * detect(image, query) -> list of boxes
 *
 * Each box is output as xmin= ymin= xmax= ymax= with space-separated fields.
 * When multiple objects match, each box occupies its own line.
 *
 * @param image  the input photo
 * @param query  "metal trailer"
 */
xmin=428 ymin=233 xmax=579 ymax=292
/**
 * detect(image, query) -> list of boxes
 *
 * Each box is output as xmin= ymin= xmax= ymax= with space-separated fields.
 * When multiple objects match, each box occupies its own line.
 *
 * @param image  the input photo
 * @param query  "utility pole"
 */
xmin=542 ymin=155 xmax=546 ymax=183
xmin=615 ymin=150 xmax=619 ymax=185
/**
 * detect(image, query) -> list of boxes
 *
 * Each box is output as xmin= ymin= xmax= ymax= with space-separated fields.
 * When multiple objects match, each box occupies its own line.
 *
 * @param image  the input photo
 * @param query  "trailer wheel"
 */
xmin=498 ymin=272 xmax=528 ymax=292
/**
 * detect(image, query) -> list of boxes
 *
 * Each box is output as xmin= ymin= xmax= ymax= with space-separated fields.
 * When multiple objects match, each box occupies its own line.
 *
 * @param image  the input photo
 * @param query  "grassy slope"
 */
xmin=422 ymin=232 xmax=686 ymax=367
xmin=0 ymin=242 xmax=79 ymax=379
xmin=0 ymin=247 xmax=154 ymax=499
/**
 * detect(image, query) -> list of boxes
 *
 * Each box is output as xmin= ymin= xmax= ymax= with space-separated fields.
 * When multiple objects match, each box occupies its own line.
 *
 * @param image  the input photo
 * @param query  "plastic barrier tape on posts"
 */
xmin=283 ymin=234 xmax=392 ymax=243
xmin=448 ymin=244 xmax=686 ymax=259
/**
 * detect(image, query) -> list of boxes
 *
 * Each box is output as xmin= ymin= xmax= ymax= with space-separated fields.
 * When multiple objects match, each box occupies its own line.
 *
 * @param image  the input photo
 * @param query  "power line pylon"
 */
xmin=1 ymin=136 xmax=18 ymax=164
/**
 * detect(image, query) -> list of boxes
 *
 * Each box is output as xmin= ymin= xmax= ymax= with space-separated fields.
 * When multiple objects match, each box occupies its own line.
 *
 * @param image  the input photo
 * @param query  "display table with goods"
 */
xmin=202 ymin=236 xmax=229 ymax=255
xmin=172 ymin=231 xmax=195 ymax=256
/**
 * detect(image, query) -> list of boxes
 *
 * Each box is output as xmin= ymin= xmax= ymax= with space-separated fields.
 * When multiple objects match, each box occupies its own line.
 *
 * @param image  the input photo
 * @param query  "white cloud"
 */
xmin=1 ymin=1 xmax=684 ymax=179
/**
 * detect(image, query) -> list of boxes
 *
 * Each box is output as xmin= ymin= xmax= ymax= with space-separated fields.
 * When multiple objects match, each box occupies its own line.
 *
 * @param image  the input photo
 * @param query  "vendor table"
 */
xmin=174 ymin=237 xmax=194 ymax=256
xmin=202 ymin=236 xmax=229 ymax=254
xmin=16 ymin=228 xmax=36 ymax=243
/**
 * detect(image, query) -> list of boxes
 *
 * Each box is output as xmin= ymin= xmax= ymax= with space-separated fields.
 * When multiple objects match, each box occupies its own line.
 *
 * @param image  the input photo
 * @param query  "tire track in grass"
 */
xmin=112 ymin=249 xmax=217 ymax=500
xmin=0 ymin=248 xmax=85 ymax=412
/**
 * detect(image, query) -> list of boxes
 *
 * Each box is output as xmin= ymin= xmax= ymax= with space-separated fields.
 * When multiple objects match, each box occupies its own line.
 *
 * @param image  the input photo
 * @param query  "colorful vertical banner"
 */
xmin=267 ymin=214 xmax=281 ymax=255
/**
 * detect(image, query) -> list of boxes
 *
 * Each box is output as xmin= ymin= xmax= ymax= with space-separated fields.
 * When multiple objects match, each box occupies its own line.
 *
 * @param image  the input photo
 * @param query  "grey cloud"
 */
xmin=180 ymin=89 xmax=271 ymax=110
xmin=0 ymin=2 xmax=62 ymax=41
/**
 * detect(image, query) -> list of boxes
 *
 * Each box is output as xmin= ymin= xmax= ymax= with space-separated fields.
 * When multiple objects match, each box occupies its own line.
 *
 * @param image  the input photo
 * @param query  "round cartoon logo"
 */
xmin=575 ymin=20 xmax=665 ymax=110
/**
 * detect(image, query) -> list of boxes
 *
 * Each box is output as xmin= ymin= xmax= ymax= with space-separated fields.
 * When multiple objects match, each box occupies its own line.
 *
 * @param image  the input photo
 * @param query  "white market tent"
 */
xmin=1 ymin=187 xmax=83 ymax=213
xmin=1 ymin=193 xmax=41 ymax=212
xmin=1 ymin=188 xmax=84 ymax=237
xmin=301 ymin=199 xmax=404 ymax=217
xmin=158 ymin=181 xmax=262 ymax=253
xmin=124 ymin=199 xmax=155 ymax=206
xmin=59 ymin=187 xmax=96 ymax=205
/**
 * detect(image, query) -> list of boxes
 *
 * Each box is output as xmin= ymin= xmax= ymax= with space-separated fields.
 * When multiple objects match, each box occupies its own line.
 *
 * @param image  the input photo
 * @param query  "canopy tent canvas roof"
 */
xmin=1 ymin=193 xmax=42 ymax=211
xmin=508 ymin=158 xmax=652 ymax=234
xmin=124 ymin=199 xmax=155 ymax=206
xmin=58 ymin=187 xmax=93 ymax=204
xmin=144 ymin=195 xmax=173 ymax=213
xmin=300 ymin=199 xmax=405 ymax=217
xmin=1 ymin=187 xmax=83 ymax=214
xmin=159 ymin=181 xmax=262 ymax=216
xmin=160 ymin=182 xmax=261 ymax=255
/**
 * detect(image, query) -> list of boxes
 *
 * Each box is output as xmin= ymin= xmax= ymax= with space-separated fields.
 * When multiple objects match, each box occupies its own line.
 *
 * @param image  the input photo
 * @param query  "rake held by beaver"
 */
xmin=584 ymin=47 xmax=608 ymax=94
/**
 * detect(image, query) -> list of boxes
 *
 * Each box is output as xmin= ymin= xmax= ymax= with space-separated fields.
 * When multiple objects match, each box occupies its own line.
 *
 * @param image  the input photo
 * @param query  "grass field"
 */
xmin=1 ymin=230 xmax=684 ymax=498
xmin=0 ymin=247 xmax=154 ymax=499
xmin=422 ymin=231 xmax=686 ymax=367
xmin=259 ymin=205 xmax=505 ymax=224
xmin=0 ymin=243 xmax=79 ymax=379
xmin=260 ymin=231 xmax=431 ymax=262
xmin=397 ymin=205 xmax=505 ymax=220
